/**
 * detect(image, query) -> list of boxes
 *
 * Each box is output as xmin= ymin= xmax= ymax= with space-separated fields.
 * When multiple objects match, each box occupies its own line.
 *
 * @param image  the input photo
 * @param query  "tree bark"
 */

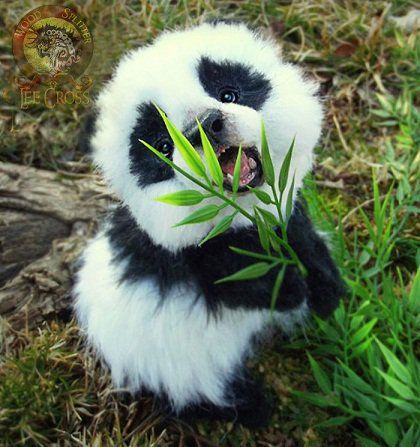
xmin=0 ymin=162 xmax=111 ymax=331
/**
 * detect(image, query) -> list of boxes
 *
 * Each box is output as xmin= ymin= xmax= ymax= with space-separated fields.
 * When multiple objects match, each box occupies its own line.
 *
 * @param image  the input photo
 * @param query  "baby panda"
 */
xmin=74 ymin=20 xmax=344 ymax=427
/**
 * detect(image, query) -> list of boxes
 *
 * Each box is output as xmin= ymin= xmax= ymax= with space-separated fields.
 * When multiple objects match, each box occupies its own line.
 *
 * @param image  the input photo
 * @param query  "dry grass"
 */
xmin=0 ymin=1 xmax=418 ymax=446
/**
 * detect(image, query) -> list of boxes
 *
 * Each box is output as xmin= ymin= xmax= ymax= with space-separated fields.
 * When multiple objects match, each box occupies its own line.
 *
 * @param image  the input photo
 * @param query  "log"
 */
xmin=0 ymin=162 xmax=112 ymax=331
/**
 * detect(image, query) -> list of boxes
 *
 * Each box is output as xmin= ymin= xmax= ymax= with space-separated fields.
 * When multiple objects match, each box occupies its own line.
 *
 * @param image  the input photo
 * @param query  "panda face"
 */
xmin=90 ymin=22 xmax=323 ymax=250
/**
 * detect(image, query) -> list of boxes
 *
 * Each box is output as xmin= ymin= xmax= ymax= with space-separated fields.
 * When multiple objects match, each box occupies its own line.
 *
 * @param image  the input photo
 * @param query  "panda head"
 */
xmin=88 ymin=21 xmax=323 ymax=251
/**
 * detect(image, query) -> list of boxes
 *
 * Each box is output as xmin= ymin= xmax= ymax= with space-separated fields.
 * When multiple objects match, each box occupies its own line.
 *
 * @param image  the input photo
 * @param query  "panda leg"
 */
xmin=175 ymin=371 xmax=274 ymax=428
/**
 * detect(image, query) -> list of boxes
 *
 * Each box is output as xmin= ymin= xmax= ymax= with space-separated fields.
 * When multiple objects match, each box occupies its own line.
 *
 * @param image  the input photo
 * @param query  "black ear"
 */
xmin=78 ymin=109 xmax=97 ymax=154
xmin=203 ymin=17 xmax=243 ymax=27
xmin=287 ymin=201 xmax=346 ymax=318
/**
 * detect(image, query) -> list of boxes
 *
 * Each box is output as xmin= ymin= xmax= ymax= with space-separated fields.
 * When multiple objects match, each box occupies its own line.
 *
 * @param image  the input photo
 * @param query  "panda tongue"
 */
xmin=222 ymin=151 xmax=251 ymax=178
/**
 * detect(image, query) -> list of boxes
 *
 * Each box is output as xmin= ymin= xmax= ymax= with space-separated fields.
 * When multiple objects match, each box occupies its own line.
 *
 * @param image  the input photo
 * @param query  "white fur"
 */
xmin=76 ymin=22 xmax=318 ymax=410
xmin=75 ymin=232 xmax=308 ymax=410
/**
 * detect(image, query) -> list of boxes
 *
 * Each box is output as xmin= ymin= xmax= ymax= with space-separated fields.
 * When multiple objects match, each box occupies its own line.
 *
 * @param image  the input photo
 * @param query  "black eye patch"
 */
xmin=197 ymin=56 xmax=272 ymax=111
xmin=129 ymin=102 xmax=175 ymax=187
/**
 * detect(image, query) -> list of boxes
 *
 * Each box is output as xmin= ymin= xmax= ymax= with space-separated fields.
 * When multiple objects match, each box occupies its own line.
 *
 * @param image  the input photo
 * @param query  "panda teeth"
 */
xmin=249 ymin=158 xmax=257 ymax=170
xmin=227 ymin=173 xmax=234 ymax=182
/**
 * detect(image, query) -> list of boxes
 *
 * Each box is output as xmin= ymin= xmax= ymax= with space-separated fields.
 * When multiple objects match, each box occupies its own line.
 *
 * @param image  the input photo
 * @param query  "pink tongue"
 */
xmin=223 ymin=152 xmax=250 ymax=178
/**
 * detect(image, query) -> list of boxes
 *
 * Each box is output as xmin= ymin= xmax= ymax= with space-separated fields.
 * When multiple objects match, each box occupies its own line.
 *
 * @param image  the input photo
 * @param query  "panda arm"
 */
xmin=286 ymin=201 xmax=346 ymax=318
xmin=188 ymin=201 xmax=344 ymax=317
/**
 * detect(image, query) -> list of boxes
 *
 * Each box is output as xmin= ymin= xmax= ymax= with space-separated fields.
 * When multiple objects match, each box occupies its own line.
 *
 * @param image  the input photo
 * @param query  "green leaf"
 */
xmin=351 ymin=337 xmax=374 ymax=358
xmin=199 ymin=213 xmax=235 ymax=246
xmin=350 ymin=318 xmax=377 ymax=346
xmin=383 ymin=421 xmax=399 ymax=447
xmin=293 ymin=391 xmax=337 ymax=408
xmin=174 ymin=204 xmax=220 ymax=227
xmin=156 ymin=107 xmax=207 ymax=178
xmin=248 ymin=187 xmax=272 ymax=204
xmin=400 ymin=424 xmax=416 ymax=447
xmin=356 ymin=436 xmax=382 ymax=447
xmin=338 ymin=386 xmax=378 ymax=413
xmin=315 ymin=416 xmax=353 ymax=428
xmin=376 ymin=339 xmax=411 ymax=383
xmin=278 ymin=137 xmax=295 ymax=193
xmin=383 ymin=396 xmax=419 ymax=413
xmin=232 ymin=145 xmax=242 ymax=194
xmin=215 ymin=262 xmax=273 ymax=284
xmin=408 ymin=268 xmax=420 ymax=311
xmin=228 ymin=246 xmax=278 ymax=262
xmin=285 ymin=172 xmax=296 ymax=219
xmin=261 ymin=120 xmax=275 ymax=186
xmin=270 ymin=265 xmax=286 ymax=310
xmin=255 ymin=207 xmax=278 ymax=226
xmin=155 ymin=190 xmax=205 ymax=206
xmin=376 ymin=369 xmax=415 ymax=400
xmin=196 ymin=119 xmax=224 ymax=190
xmin=255 ymin=212 xmax=270 ymax=252
xmin=308 ymin=353 xmax=332 ymax=394
xmin=338 ymin=360 xmax=374 ymax=394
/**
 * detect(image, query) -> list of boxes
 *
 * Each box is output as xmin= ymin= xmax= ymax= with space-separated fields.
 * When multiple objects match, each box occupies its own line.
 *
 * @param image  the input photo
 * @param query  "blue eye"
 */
xmin=220 ymin=88 xmax=239 ymax=103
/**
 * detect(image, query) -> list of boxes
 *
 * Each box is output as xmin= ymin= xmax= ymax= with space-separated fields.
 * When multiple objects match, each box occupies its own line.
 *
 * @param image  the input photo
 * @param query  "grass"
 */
xmin=0 ymin=0 xmax=419 ymax=446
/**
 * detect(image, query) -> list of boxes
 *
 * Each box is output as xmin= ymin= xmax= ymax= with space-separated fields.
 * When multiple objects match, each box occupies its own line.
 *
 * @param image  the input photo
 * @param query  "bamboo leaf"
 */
xmin=255 ymin=206 xmax=278 ymax=226
xmin=255 ymin=212 xmax=270 ymax=252
xmin=270 ymin=265 xmax=286 ymax=310
xmin=248 ymin=187 xmax=272 ymax=204
xmin=292 ymin=391 xmax=337 ymax=408
xmin=376 ymin=339 xmax=412 ymax=383
xmin=308 ymin=353 xmax=333 ymax=394
xmin=174 ymin=204 xmax=220 ymax=227
xmin=376 ymin=369 xmax=415 ymax=400
xmin=350 ymin=319 xmax=377 ymax=346
xmin=215 ymin=262 xmax=273 ymax=284
xmin=279 ymin=137 xmax=295 ymax=193
xmin=155 ymin=190 xmax=205 ymax=206
xmin=156 ymin=107 xmax=207 ymax=178
xmin=383 ymin=397 xmax=419 ymax=413
xmin=338 ymin=360 xmax=374 ymax=394
xmin=228 ymin=246 xmax=278 ymax=262
xmin=232 ymin=145 xmax=242 ymax=194
xmin=197 ymin=119 xmax=224 ymax=189
xmin=285 ymin=172 xmax=296 ymax=219
xmin=261 ymin=120 xmax=275 ymax=186
xmin=315 ymin=417 xmax=353 ymax=428
xmin=199 ymin=213 xmax=235 ymax=245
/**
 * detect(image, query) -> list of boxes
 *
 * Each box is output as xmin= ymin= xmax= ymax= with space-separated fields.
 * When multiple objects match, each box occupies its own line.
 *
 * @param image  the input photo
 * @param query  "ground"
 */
xmin=0 ymin=1 xmax=419 ymax=446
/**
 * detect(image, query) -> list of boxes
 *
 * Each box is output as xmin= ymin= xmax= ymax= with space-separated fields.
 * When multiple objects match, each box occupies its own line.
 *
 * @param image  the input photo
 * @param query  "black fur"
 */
xmin=107 ymin=201 xmax=344 ymax=317
xmin=137 ymin=366 xmax=273 ymax=428
xmin=129 ymin=102 xmax=175 ymax=187
xmin=176 ymin=369 xmax=273 ymax=428
xmin=197 ymin=56 xmax=272 ymax=111
xmin=288 ymin=202 xmax=346 ymax=317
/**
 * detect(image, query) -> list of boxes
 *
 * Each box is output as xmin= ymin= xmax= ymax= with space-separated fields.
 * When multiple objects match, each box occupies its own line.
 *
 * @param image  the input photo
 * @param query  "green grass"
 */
xmin=0 ymin=0 xmax=419 ymax=446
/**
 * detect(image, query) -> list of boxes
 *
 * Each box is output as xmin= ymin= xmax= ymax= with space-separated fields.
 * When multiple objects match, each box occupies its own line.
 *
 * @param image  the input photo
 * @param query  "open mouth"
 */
xmin=216 ymin=145 xmax=264 ymax=192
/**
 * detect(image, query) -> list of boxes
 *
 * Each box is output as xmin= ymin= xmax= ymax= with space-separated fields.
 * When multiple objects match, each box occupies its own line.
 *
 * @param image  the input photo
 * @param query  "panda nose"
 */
xmin=184 ymin=109 xmax=225 ymax=147
xmin=201 ymin=109 xmax=224 ymax=135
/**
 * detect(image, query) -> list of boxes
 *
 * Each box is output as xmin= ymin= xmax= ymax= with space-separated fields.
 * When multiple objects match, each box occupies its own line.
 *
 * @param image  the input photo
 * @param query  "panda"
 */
xmin=74 ymin=20 xmax=344 ymax=427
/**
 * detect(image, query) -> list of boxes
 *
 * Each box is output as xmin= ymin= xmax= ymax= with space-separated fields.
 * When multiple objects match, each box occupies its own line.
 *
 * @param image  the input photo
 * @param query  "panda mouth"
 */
xmin=216 ymin=145 xmax=263 ymax=192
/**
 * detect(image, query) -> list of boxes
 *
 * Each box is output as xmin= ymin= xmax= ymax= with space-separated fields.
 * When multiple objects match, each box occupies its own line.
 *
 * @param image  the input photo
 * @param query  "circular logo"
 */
xmin=13 ymin=5 xmax=93 ymax=83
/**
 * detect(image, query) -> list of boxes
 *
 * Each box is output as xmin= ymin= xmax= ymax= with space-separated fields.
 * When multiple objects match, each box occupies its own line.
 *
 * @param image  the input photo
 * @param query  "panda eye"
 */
xmin=219 ymin=88 xmax=239 ymax=104
xmin=156 ymin=139 xmax=174 ymax=157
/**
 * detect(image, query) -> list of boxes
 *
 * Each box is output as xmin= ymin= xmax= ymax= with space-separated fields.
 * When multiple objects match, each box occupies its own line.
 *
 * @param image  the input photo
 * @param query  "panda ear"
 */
xmin=203 ymin=17 xmax=242 ymax=26
xmin=78 ymin=109 xmax=97 ymax=154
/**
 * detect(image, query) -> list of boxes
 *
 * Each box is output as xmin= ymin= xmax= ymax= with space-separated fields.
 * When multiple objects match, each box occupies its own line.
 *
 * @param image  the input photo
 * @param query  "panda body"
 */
xmin=74 ymin=21 xmax=344 ymax=426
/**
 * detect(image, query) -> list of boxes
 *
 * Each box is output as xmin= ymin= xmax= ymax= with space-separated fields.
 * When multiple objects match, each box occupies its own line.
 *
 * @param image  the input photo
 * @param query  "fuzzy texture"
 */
xmin=74 ymin=21 xmax=343 ymax=426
